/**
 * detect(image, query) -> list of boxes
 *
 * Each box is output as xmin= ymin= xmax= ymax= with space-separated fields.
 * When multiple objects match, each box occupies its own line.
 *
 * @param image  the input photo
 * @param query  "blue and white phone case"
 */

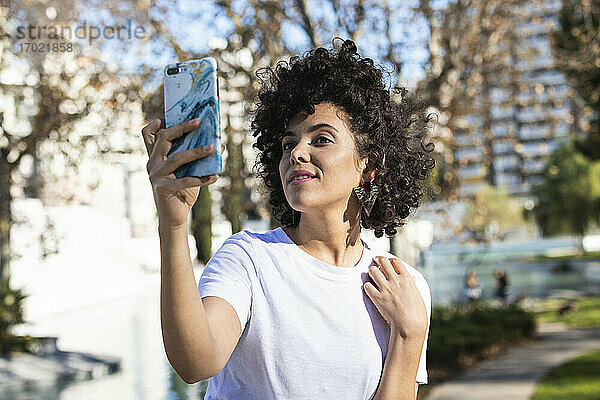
xmin=164 ymin=58 xmax=222 ymax=179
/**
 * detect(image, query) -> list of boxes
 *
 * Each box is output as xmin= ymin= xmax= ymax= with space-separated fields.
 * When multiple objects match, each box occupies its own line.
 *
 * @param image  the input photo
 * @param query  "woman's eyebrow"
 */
xmin=283 ymin=123 xmax=338 ymax=138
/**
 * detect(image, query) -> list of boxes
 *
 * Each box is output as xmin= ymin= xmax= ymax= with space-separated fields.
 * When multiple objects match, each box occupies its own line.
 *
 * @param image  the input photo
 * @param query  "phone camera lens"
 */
xmin=166 ymin=67 xmax=180 ymax=76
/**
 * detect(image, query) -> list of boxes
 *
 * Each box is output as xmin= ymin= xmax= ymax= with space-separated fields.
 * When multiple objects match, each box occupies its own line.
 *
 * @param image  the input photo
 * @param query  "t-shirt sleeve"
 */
xmin=414 ymin=271 xmax=432 ymax=385
xmin=197 ymin=235 xmax=253 ymax=333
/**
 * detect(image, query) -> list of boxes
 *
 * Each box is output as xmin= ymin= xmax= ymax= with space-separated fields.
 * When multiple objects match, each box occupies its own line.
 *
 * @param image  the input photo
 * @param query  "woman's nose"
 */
xmin=289 ymin=142 xmax=311 ymax=164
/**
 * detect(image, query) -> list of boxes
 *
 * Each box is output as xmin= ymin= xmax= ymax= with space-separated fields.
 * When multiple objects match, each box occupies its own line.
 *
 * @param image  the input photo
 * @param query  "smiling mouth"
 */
xmin=289 ymin=176 xmax=316 ymax=184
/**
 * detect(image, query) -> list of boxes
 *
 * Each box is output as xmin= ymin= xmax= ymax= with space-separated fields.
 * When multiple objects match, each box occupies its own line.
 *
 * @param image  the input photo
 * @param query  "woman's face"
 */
xmin=279 ymin=102 xmax=366 ymax=216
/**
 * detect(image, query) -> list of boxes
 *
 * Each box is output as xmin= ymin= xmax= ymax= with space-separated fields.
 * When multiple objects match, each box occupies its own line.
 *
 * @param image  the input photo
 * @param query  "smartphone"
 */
xmin=163 ymin=57 xmax=222 ymax=179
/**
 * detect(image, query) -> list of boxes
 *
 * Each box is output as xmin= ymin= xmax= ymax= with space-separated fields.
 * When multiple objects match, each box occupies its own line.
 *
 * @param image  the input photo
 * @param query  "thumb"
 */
xmin=178 ymin=188 xmax=197 ymax=207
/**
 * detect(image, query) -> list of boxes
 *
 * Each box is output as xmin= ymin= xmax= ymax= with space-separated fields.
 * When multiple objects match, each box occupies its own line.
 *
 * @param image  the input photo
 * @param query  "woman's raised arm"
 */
xmin=141 ymin=118 xmax=235 ymax=383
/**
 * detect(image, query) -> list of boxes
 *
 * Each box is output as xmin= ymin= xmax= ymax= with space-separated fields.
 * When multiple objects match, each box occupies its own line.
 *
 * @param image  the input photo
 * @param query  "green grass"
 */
xmin=531 ymin=347 xmax=600 ymax=400
xmin=534 ymin=296 xmax=600 ymax=329
xmin=527 ymin=251 xmax=600 ymax=262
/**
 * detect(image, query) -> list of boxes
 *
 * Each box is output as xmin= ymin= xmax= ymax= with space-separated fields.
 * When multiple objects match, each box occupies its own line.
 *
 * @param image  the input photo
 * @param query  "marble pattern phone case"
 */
xmin=164 ymin=57 xmax=222 ymax=179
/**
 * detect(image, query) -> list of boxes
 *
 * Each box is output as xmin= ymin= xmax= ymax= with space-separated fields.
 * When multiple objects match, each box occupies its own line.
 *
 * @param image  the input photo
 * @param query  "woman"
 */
xmin=142 ymin=38 xmax=435 ymax=400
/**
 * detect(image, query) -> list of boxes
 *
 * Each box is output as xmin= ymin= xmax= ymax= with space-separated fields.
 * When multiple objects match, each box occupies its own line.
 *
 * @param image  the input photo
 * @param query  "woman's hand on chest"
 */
xmin=363 ymin=256 xmax=428 ymax=342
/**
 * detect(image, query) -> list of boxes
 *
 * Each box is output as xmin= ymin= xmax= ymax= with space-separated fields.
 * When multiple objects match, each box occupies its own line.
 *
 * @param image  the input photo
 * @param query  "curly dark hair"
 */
xmin=249 ymin=38 xmax=436 ymax=238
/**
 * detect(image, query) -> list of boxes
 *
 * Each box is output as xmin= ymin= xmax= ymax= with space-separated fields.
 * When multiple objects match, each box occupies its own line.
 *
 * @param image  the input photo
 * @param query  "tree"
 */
xmin=552 ymin=0 xmax=600 ymax=160
xmin=461 ymin=184 xmax=530 ymax=243
xmin=415 ymin=0 xmax=598 ymax=242
xmin=191 ymin=186 xmax=214 ymax=264
xmin=107 ymin=0 xmax=431 ymax=251
xmin=414 ymin=0 xmax=524 ymax=243
xmin=415 ymin=0 xmax=478 ymax=203
xmin=416 ymin=0 xmax=524 ymax=192
xmin=0 ymin=1 xmax=144 ymax=293
xmin=2 ymin=0 xmax=440 ymax=279
xmin=525 ymin=141 xmax=600 ymax=237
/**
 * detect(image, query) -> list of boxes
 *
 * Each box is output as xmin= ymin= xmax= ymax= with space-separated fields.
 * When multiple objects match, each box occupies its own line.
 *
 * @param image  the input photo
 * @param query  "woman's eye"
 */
xmin=315 ymin=136 xmax=332 ymax=143
xmin=282 ymin=142 xmax=294 ymax=151
xmin=281 ymin=136 xmax=333 ymax=151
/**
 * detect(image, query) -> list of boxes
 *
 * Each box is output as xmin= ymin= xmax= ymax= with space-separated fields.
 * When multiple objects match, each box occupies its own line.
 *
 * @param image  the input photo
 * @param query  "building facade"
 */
xmin=452 ymin=0 xmax=588 ymax=198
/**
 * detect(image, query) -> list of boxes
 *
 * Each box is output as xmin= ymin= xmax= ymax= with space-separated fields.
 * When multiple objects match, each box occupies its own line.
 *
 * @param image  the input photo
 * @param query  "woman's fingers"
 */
xmin=149 ymin=119 xmax=201 ymax=166
xmin=368 ymin=264 xmax=387 ymax=290
xmin=373 ymin=257 xmax=397 ymax=281
xmin=149 ymin=145 xmax=214 ymax=179
xmin=369 ymin=257 xmax=415 ymax=291
xmin=156 ymin=175 xmax=217 ymax=194
xmin=141 ymin=118 xmax=163 ymax=157
xmin=390 ymin=258 xmax=410 ymax=277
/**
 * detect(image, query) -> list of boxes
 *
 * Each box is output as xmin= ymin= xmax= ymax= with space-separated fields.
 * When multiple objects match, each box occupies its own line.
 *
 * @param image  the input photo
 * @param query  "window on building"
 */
xmin=492 ymin=140 xmax=514 ymax=154
xmin=518 ymin=106 xmax=546 ymax=123
xmin=548 ymin=103 xmax=570 ymax=119
xmin=457 ymin=164 xmax=485 ymax=179
xmin=491 ymin=121 xmax=517 ymax=137
xmin=493 ymin=155 xmax=520 ymax=172
xmin=525 ymin=175 xmax=544 ymax=186
xmin=495 ymin=173 xmax=521 ymax=186
xmin=489 ymin=87 xmax=510 ymax=103
xmin=455 ymin=148 xmax=483 ymax=162
xmin=554 ymin=122 xmax=570 ymax=137
xmin=521 ymin=141 xmax=555 ymax=157
xmin=522 ymin=158 xmax=546 ymax=173
xmin=491 ymin=104 xmax=515 ymax=120
xmin=459 ymin=182 xmax=486 ymax=195
xmin=520 ymin=124 xmax=550 ymax=139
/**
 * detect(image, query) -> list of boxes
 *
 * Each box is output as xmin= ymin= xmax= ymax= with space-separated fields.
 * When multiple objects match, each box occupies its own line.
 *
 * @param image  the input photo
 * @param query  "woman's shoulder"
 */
xmin=221 ymin=226 xmax=284 ymax=249
xmin=212 ymin=227 xmax=287 ymax=271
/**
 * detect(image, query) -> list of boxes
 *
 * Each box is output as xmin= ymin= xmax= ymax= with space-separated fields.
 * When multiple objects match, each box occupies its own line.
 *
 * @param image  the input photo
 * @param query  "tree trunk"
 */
xmin=222 ymin=131 xmax=244 ymax=234
xmin=0 ymin=151 xmax=14 ymax=295
xmin=191 ymin=185 xmax=212 ymax=265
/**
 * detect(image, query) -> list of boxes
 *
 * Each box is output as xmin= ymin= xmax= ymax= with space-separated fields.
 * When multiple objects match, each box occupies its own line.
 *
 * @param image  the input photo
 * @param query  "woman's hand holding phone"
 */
xmin=141 ymin=117 xmax=224 ymax=230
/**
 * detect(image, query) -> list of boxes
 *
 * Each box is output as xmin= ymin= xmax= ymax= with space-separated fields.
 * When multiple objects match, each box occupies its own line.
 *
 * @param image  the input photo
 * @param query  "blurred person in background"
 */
xmin=142 ymin=38 xmax=435 ymax=400
xmin=494 ymin=268 xmax=510 ymax=305
xmin=464 ymin=268 xmax=483 ymax=303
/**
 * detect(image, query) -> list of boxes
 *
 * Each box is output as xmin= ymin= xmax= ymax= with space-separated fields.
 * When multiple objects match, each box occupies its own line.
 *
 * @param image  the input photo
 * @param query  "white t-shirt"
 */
xmin=197 ymin=227 xmax=431 ymax=400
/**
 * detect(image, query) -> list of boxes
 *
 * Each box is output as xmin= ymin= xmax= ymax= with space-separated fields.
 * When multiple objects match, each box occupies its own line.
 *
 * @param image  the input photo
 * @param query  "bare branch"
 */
xmin=351 ymin=0 xmax=366 ymax=41
xmin=295 ymin=0 xmax=318 ymax=46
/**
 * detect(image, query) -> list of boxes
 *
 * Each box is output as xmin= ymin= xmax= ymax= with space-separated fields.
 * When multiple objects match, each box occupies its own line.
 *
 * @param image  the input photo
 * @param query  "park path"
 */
xmin=425 ymin=322 xmax=600 ymax=400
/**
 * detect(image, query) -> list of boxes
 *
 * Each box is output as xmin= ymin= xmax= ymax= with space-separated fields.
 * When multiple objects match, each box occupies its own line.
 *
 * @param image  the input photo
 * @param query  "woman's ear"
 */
xmin=361 ymin=156 xmax=377 ymax=182
xmin=363 ymin=168 xmax=376 ymax=183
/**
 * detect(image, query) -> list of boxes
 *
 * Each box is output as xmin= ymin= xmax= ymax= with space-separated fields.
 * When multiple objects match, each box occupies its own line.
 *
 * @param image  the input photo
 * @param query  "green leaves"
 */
xmin=0 ymin=275 xmax=28 ymax=333
xmin=0 ymin=275 xmax=31 ymax=355
xmin=529 ymin=141 xmax=600 ymax=237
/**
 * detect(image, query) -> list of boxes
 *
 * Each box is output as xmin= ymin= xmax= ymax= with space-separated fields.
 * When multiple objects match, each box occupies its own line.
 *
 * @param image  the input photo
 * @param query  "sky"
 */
xmin=70 ymin=0 xmax=433 ymax=91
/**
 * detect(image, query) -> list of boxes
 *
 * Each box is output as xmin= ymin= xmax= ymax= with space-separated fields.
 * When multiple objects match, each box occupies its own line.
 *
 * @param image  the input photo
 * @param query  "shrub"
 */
xmin=0 ymin=275 xmax=36 ymax=355
xmin=428 ymin=301 xmax=537 ymax=369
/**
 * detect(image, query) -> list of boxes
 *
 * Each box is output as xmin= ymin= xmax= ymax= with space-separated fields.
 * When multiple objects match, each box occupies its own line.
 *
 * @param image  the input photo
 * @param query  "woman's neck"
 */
xmin=283 ymin=209 xmax=364 ymax=267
